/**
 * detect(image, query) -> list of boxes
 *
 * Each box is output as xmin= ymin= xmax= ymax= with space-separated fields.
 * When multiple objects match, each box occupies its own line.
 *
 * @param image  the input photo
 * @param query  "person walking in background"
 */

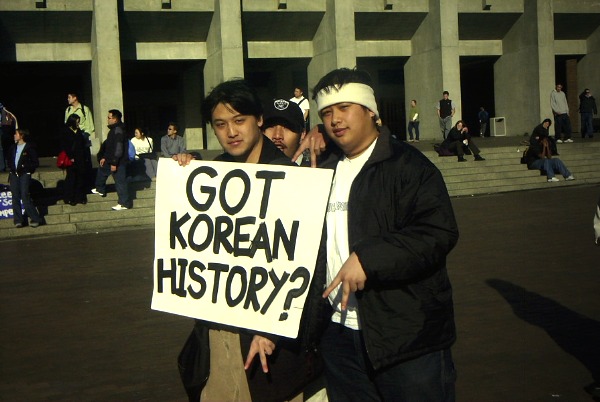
xmin=290 ymin=86 xmax=310 ymax=127
xmin=524 ymin=118 xmax=575 ymax=183
xmin=407 ymin=99 xmax=420 ymax=142
xmin=312 ymin=67 xmax=458 ymax=401
xmin=579 ymin=88 xmax=597 ymax=139
xmin=550 ymin=84 xmax=573 ymax=143
xmin=160 ymin=122 xmax=186 ymax=158
xmin=7 ymin=128 xmax=43 ymax=228
xmin=436 ymin=91 xmax=455 ymax=139
xmin=59 ymin=114 xmax=88 ymax=206
xmin=0 ymin=102 xmax=18 ymax=172
xmin=91 ymin=109 xmax=131 ymax=211
xmin=478 ymin=106 xmax=489 ymax=137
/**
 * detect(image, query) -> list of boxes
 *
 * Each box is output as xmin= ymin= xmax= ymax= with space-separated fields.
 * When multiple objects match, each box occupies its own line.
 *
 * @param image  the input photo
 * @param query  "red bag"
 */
xmin=57 ymin=151 xmax=73 ymax=168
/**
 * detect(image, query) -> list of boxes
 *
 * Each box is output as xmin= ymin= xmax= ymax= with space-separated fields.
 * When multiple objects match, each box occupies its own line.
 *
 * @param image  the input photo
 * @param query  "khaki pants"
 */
xmin=201 ymin=329 xmax=325 ymax=402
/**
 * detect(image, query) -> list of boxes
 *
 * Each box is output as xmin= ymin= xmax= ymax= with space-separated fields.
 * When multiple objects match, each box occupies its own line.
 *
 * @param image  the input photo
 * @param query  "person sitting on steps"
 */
xmin=524 ymin=118 xmax=575 ymax=183
xmin=439 ymin=120 xmax=486 ymax=162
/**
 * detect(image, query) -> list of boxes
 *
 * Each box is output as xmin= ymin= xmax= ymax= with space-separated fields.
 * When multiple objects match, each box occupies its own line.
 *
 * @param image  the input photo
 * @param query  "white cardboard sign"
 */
xmin=151 ymin=159 xmax=333 ymax=338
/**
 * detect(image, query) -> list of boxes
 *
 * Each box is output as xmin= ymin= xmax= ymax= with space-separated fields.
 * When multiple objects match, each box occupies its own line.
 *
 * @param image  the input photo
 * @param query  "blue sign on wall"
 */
xmin=0 ymin=191 xmax=15 ymax=219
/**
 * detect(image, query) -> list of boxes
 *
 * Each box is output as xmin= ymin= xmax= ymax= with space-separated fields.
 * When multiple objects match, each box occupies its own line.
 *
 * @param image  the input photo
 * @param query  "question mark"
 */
xmin=279 ymin=267 xmax=310 ymax=321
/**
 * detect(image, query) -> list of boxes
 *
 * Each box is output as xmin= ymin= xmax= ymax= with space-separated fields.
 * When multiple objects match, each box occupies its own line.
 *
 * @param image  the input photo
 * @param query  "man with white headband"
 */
xmin=312 ymin=68 xmax=459 ymax=401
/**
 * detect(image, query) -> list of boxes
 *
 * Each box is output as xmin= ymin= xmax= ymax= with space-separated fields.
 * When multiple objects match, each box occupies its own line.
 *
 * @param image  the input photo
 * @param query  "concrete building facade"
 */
xmin=0 ymin=0 xmax=599 ymax=155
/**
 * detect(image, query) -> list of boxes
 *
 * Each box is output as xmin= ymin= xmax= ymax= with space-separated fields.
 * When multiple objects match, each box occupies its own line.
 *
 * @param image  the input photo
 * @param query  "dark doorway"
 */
xmin=460 ymin=56 xmax=497 ymax=137
xmin=0 ymin=61 xmax=90 ymax=156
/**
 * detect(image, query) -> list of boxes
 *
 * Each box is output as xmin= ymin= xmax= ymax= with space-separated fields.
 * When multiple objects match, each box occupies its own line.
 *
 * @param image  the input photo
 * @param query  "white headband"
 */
xmin=315 ymin=82 xmax=379 ymax=118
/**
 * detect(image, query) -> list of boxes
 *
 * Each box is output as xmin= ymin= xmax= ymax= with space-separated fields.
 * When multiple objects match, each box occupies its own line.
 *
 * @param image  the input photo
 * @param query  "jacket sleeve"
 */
xmin=24 ymin=144 xmax=39 ymax=173
xmin=112 ymin=127 xmax=125 ymax=163
xmin=161 ymin=136 xmax=170 ymax=157
xmin=353 ymin=160 xmax=459 ymax=284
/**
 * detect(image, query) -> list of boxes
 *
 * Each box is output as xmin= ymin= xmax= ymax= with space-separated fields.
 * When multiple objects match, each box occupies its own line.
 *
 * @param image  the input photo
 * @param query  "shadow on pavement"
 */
xmin=487 ymin=278 xmax=600 ymax=398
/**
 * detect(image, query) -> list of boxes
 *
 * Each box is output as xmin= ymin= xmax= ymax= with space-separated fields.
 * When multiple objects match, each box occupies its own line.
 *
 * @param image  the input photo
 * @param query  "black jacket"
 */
xmin=317 ymin=130 xmax=459 ymax=370
xmin=60 ymin=126 xmax=86 ymax=166
xmin=440 ymin=126 xmax=469 ymax=151
xmin=525 ymin=124 xmax=549 ymax=168
xmin=579 ymin=92 xmax=598 ymax=114
xmin=103 ymin=121 xmax=127 ymax=166
xmin=7 ymin=142 xmax=39 ymax=176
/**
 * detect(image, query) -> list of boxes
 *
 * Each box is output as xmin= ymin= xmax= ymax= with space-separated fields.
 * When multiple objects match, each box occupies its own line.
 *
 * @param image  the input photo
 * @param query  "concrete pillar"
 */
xmin=404 ymin=0 xmax=460 ymax=140
xmin=578 ymin=26 xmax=600 ymax=105
xmin=307 ymin=0 xmax=356 ymax=127
xmin=203 ymin=0 xmax=244 ymax=150
xmin=494 ymin=0 xmax=554 ymax=136
xmin=182 ymin=63 xmax=204 ymax=151
xmin=91 ymin=0 xmax=124 ymax=148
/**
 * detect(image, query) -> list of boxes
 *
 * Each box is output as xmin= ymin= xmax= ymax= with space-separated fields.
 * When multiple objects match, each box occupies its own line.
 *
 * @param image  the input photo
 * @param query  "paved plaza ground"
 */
xmin=1 ymin=184 xmax=599 ymax=401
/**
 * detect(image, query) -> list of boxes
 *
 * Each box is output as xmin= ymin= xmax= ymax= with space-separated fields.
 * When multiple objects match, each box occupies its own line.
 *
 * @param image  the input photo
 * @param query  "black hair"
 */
xmin=168 ymin=122 xmax=178 ymax=131
xmin=66 ymin=113 xmax=80 ymax=129
xmin=311 ymin=68 xmax=374 ymax=100
xmin=542 ymin=118 xmax=552 ymax=126
xmin=108 ymin=109 xmax=122 ymax=120
xmin=16 ymin=128 xmax=30 ymax=141
xmin=443 ymin=91 xmax=450 ymax=95
xmin=201 ymin=79 xmax=263 ymax=124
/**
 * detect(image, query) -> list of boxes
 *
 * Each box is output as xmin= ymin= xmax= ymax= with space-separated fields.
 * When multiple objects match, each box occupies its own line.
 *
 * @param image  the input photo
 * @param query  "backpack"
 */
xmin=433 ymin=143 xmax=454 ymax=157
xmin=520 ymin=145 xmax=529 ymax=164
xmin=128 ymin=139 xmax=136 ymax=161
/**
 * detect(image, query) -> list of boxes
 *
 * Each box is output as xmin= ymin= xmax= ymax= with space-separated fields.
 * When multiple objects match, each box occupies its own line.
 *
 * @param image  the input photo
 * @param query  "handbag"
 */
xmin=56 ymin=151 xmax=73 ymax=168
xmin=138 ymin=152 xmax=157 ymax=160
xmin=138 ymin=137 xmax=157 ymax=160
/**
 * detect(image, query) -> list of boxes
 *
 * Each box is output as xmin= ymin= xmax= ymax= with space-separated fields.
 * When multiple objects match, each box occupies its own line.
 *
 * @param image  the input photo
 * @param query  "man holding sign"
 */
xmin=312 ymin=68 xmax=459 ymax=401
xmin=163 ymin=79 xmax=331 ymax=402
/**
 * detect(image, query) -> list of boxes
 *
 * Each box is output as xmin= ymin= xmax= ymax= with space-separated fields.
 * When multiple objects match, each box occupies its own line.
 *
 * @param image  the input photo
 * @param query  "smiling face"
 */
xmin=319 ymin=102 xmax=378 ymax=159
xmin=212 ymin=102 xmax=264 ymax=163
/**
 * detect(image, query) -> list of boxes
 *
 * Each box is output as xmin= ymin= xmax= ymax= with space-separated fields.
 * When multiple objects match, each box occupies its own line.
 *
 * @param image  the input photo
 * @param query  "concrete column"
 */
xmin=578 ymin=26 xmax=600 ymax=103
xmin=307 ymin=0 xmax=356 ymax=127
xmin=91 ymin=0 xmax=124 ymax=147
xmin=203 ymin=0 xmax=244 ymax=150
xmin=494 ymin=0 xmax=554 ymax=136
xmin=182 ymin=63 xmax=204 ymax=151
xmin=404 ymin=0 xmax=460 ymax=140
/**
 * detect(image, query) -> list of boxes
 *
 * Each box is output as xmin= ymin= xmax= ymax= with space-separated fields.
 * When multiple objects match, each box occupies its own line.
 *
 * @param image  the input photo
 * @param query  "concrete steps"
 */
xmin=0 ymin=179 xmax=156 ymax=240
xmin=0 ymin=138 xmax=599 ymax=240
xmin=421 ymin=139 xmax=600 ymax=197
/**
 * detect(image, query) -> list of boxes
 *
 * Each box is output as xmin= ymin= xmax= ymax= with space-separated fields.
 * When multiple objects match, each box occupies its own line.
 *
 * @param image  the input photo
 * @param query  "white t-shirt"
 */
xmin=326 ymin=138 xmax=377 ymax=330
xmin=290 ymin=96 xmax=310 ymax=120
xmin=130 ymin=136 xmax=153 ymax=159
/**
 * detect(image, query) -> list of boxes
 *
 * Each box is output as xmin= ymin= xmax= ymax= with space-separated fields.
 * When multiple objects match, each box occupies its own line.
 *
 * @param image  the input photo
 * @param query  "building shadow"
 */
xmin=486 ymin=279 xmax=600 ymax=398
